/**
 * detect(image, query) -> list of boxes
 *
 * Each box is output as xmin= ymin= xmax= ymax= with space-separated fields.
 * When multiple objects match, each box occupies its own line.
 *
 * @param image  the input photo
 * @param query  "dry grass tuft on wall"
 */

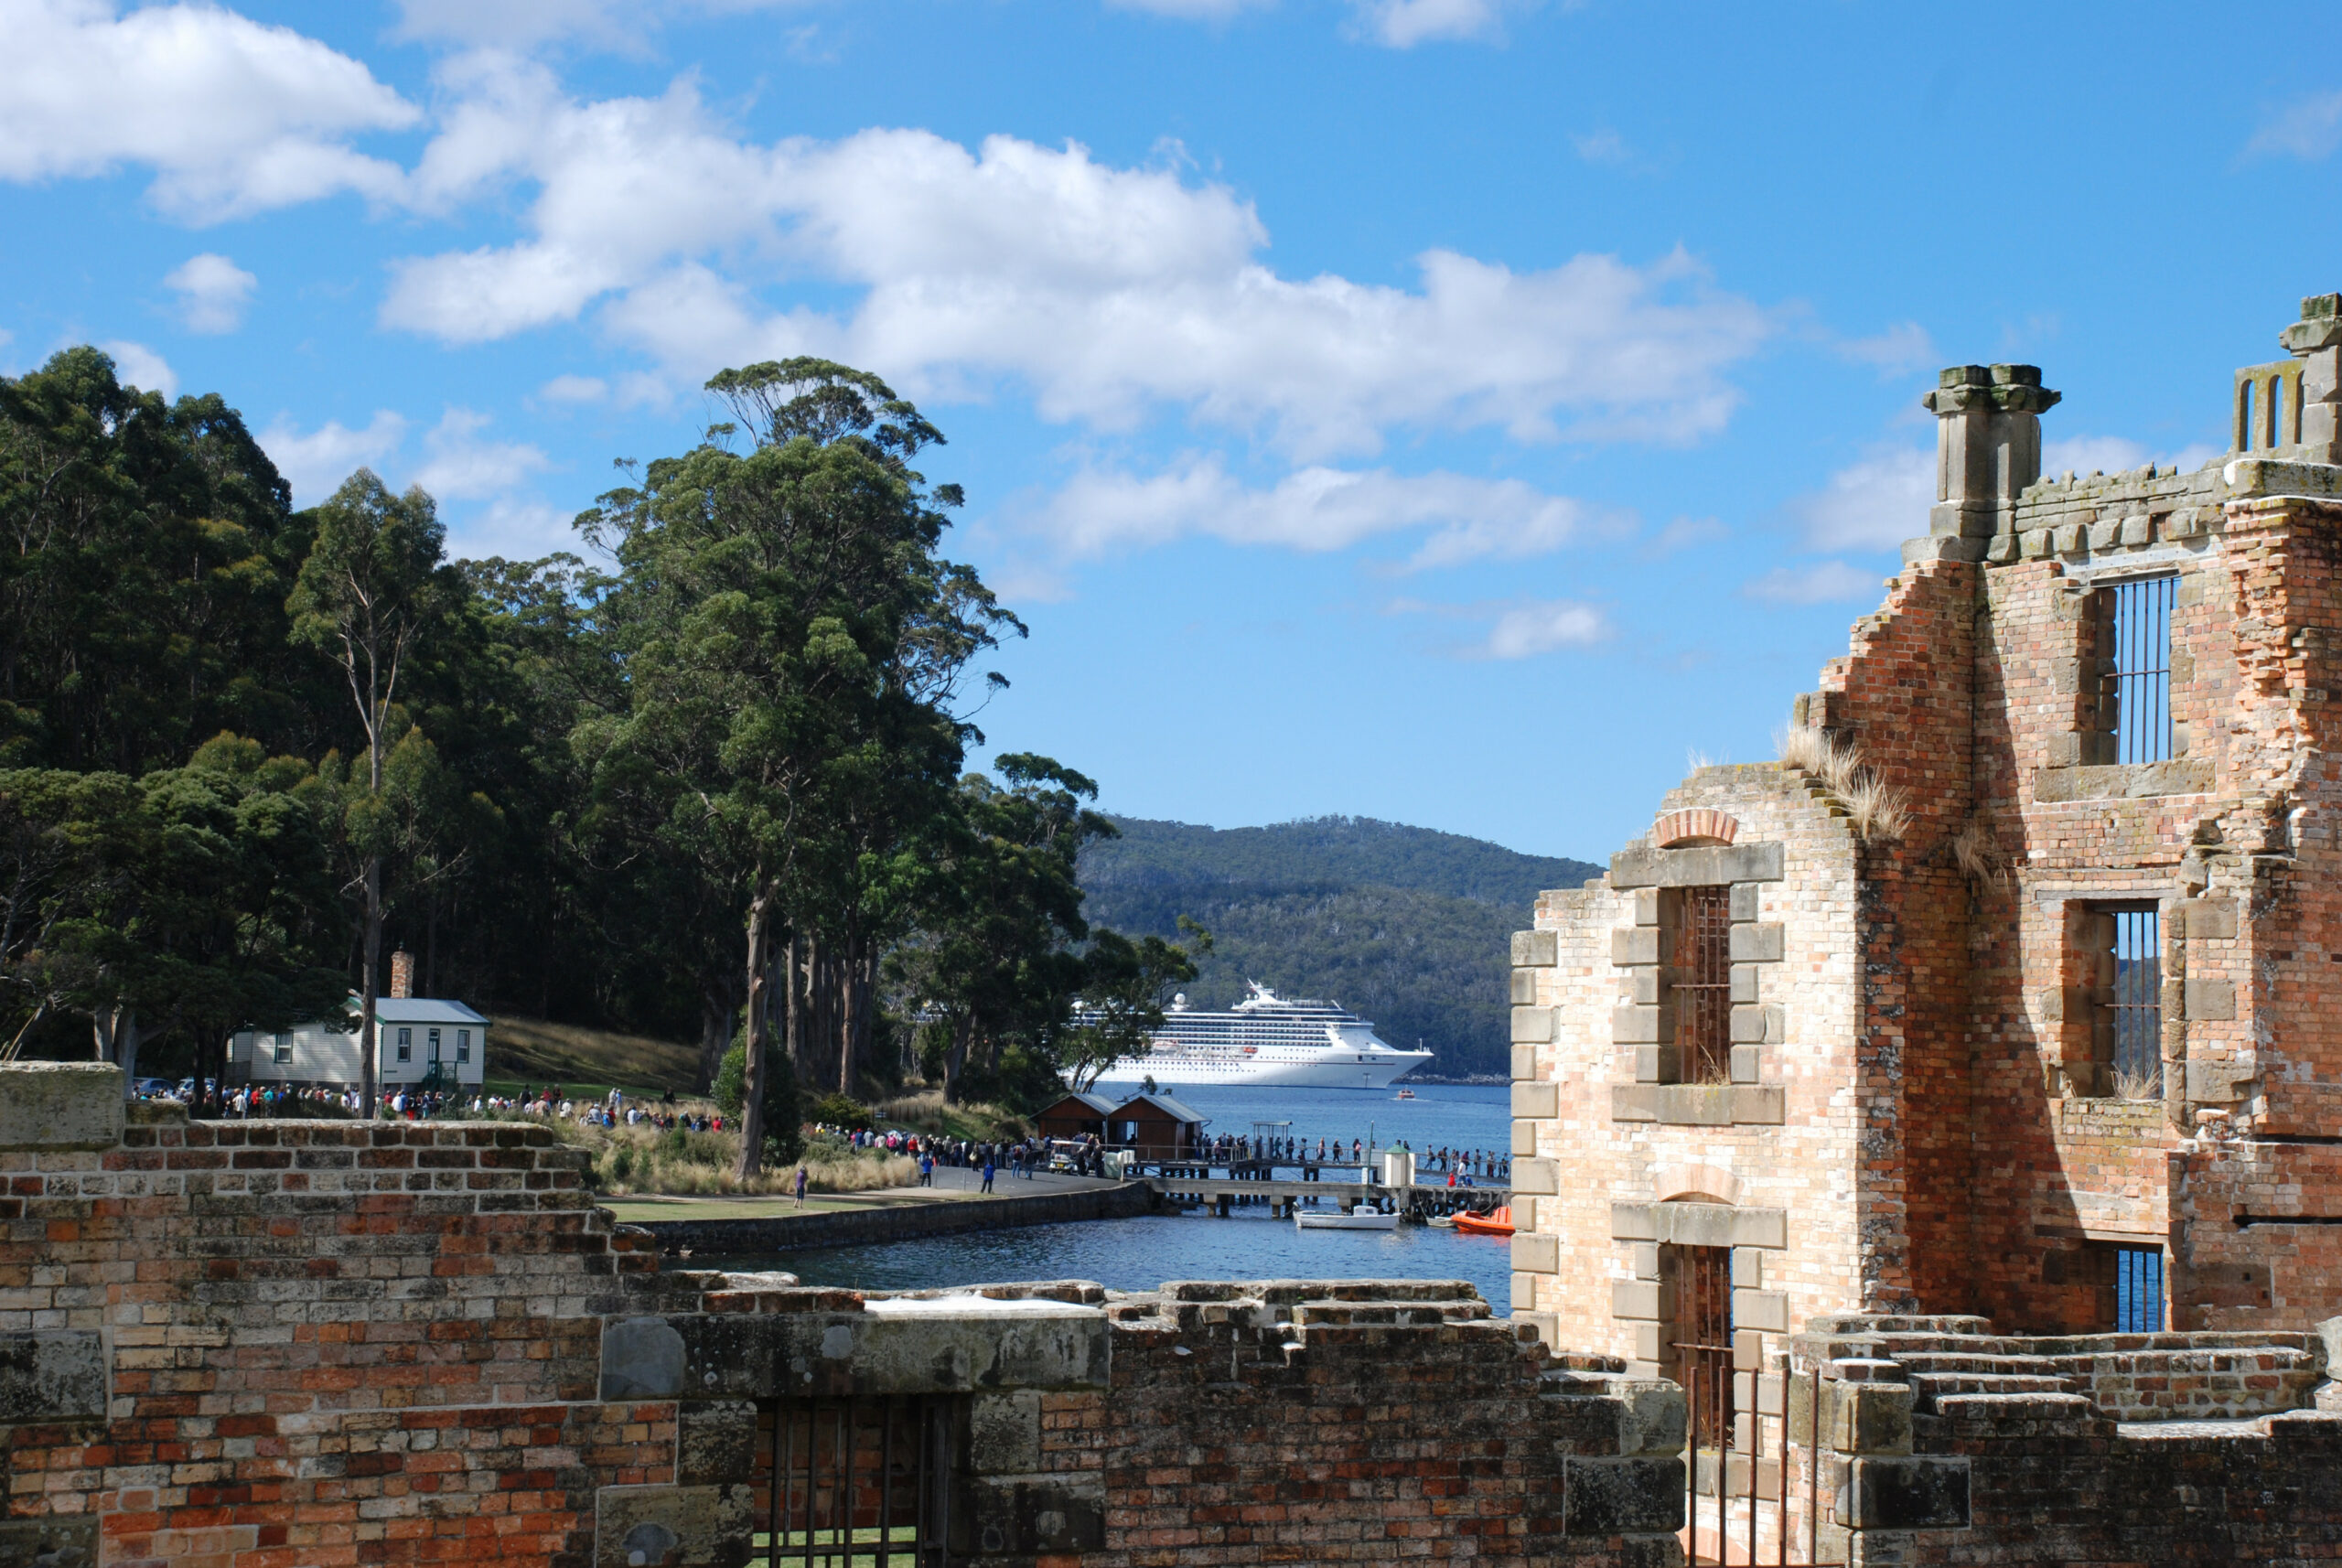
xmin=1777 ymin=726 xmax=1913 ymax=844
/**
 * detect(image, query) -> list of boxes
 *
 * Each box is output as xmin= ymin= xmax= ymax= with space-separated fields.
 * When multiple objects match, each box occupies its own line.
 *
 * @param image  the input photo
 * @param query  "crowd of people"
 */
xmin=1183 ymin=1130 xmax=1509 ymax=1185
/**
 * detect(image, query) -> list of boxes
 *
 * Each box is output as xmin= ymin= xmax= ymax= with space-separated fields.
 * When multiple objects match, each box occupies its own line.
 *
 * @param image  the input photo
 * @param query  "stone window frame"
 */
xmin=2036 ymin=560 xmax=2212 ymax=801
xmin=1606 ymin=841 xmax=1786 ymax=1127
xmin=1609 ymin=1198 xmax=1789 ymax=1397
xmin=2040 ymin=886 xmax=2232 ymax=1111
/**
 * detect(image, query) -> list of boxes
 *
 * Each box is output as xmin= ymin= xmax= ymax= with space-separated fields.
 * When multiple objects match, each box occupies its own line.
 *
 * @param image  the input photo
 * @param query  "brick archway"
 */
xmin=1652 ymin=808 xmax=1739 ymax=848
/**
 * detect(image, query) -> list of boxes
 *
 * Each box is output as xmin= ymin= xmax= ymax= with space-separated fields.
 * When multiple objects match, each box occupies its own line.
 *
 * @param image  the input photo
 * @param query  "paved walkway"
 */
xmin=599 ymin=1164 xmax=1123 ymax=1224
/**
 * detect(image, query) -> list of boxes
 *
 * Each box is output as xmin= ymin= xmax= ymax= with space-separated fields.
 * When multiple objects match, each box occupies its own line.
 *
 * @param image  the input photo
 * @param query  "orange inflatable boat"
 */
xmin=1451 ymin=1204 xmax=1513 ymax=1236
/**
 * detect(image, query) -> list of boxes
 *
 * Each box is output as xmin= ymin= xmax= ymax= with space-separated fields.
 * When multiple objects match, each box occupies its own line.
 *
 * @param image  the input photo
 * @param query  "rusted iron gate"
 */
xmin=1679 ymin=1330 xmax=1839 ymax=1565
xmin=755 ymin=1396 xmax=959 ymax=1567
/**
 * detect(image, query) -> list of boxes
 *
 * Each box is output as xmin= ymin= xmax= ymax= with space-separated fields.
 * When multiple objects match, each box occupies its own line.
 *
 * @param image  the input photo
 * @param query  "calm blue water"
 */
xmin=773 ymin=1082 xmax=1516 ymax=1311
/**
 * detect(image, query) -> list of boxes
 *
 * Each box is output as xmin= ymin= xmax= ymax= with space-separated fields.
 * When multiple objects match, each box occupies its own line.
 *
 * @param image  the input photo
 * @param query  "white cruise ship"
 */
xmin=1087 ymin=983 xmax=1433 ymax=1090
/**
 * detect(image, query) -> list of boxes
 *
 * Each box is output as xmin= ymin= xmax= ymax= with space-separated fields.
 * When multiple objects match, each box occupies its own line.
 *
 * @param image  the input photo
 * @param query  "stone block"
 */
xmin=1729 ymin=1086 xmax=1786 ymax=1124
xmin=677 ymin=1400 xmax=757 ymax=1487
xmin=1512 ymin=1080 xmax=1558 ymax=1119
xmin=1610 ymin=1201 xmax=1658 ymax=1240
xmin=1986 ymin=530 xmax=2018 ymax=564
xmin=2121 ymin=513 xmax=2153 ymax=545
xmin=1511 ymin=929 xmax=1559 ymax=966
xmin=1509 ymin=967 xmax=1540 ymax=1004
xmin=1513 ymin=1006 xmax=1556 ymax=1043
xmin=1620 ymin=968 xmax=1661 ymax=1004
xmin=2184 ymin=897 xmax=2238 ymax=939
xmin=594 ymin=1483 xmax=753 ymax=1568
xmin=1631 ymin=1242 xmax=1660 ymax=1279
xmin=1512 ymin=1118 xmax=1538 ymax=1155
xmin=2185 ymin=979 xmax=2237 ymax=1020
xmin=966 ymin=1475 xmax=1108 ymax=1557
xmin=1564 ymin=1456 xmax=1684 ymax=1535
xmin=1633 ymin=886 xmax=1661 ymax=926
xmin=1832 ymin=1382 xmax=1914 ymax=1455
xmin=1730 ymin=963 xmax=1759 ymax=1004
xmin=2088 ymin=518 xmax=2121 ymax=551
xmin=1511 ymin=1047 xmax=1538 ymax=1081
xmin=1731 ymin=1207 xmax=1789 ymax=1249
xmin=0 ymin=1331 xmax=107 ymax=1424
xmin=0 ymin=1520 xmax=101 ymax=1568
xmin=1730 ymin=1004 xmax=1780 ymax=1043
xmin=1842 ymin=1455 xmax=1970 ymax=1530
xmin=1611 ymin=1279 xmax=1670 ymax=1320
xmin=601 ymin=1317 xmax=687 ymax=1400
xmin=2055 ymin=521 xmax=2087 ymax=554
xmin=1612 ymin=927 xmax=1660 ymax=965
xmin=2166 ymin=506 xmax=2205 ymax=538
xmin=2033 ymin=759 xmax=2215 ymax=801
xmin=0 ymin=1062 xmax=124 ymax=1152
xmin=1650 ymin=1084 xmax=1730 ymax=1124
xmin=1729 ymin=1046 xmax=1760 ymax=1084
xmin=1728 ymin=882 xmax=1761 ymax=921
xmin=1633 ymin=1045 xmax=1676 ymax=1083
xmin=1630 ymin=1321 xmax=1666 ymax=1362
xmin=2186 ymin=1062 xmax=2255 ymax=1103
xmin=1733 ymin=1288 xmax=1789 ymax=1333
xmin=1515 ymin=1158 xmax=1559 ymax=1195
xmin=1611 ymin=1004 xmax=1662 ymax=1044
xmin=1612 ymin=1084 xmax=1659 ymax=1120
xmin=970 ymin=1390 xmax=1042 ymax=1474
xmin=1729 ymin=923 xmax=1784 ymax=962
xmin=1512 ymin=1232 xmax=1559 ymax=1273
xmin=1615 ymin=1380 xmax=1689 ymax=1455
xmin=1731 ymin=1247 xmax=1764 ymax=1287
xmin=2020 ymin=527 xmax=2052 ymax=558
xmin=1609 ymin=842 xmax=1785 ymax=888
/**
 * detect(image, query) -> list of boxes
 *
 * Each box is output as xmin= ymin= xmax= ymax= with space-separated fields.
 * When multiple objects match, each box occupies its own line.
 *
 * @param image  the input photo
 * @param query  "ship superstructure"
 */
xmin=1086 ymin=983 xmax=1432 ymax=1089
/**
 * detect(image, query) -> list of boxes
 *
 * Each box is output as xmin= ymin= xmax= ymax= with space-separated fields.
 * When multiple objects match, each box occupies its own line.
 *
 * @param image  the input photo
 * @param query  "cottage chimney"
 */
xmin=389 ymin=950 xmax=415 ymax=1000
xmin=1914 ymin=363 xmax=2060 ymax=564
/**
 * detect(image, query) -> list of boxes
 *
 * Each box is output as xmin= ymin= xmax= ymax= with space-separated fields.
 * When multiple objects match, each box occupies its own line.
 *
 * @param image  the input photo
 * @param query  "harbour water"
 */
xmin=779 ymin=1081 xmax=1517 ymax=1310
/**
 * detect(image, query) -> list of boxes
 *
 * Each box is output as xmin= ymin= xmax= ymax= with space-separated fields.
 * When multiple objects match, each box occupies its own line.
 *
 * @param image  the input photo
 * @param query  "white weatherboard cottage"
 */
xmin=228 ymin=950 xmax=489 ymax=1090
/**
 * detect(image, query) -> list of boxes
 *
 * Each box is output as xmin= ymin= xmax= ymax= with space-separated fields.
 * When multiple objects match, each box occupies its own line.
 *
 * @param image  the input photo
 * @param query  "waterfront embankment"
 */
xmin=630 ymin=1174 xmax=1156 ymax=1253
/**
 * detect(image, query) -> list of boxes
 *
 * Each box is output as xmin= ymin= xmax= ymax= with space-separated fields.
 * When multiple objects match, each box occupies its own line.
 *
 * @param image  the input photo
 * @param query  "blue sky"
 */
xmin=2 ymin=2 xmax=2335 ymax=860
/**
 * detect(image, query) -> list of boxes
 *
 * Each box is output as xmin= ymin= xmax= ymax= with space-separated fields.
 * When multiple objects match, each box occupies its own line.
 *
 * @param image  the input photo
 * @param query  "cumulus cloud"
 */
xmin=2040 ymin=434 xmax=2219 ymax=481
xmin=413 ymin=408 xmax=552 ymax=500
xmin=379 ymin=68 xmax=1771 ymax=460
xmin=98 ymin=339 xmax=176 ymax=397
xmin=1348 ymin=0 xmax=1511 ymax=47
xmin=1386 ymin=595 xmax=1612 ymax=659
xmin=1834 ymin=321 xmax=1936 ymax=377
xmin=1790 ymin=446 xmax=1932 ymax=553
xmin=2248 ymin=91 xmax=2342 ymax=161
xmin=1744 ymin=560 xmax=1881 ymax=606
xmin=445 ymin=495 xmax=573 ymax=560
xmin=0 ymin=0 xmax=416 ymax=220
xmin=165 ymin=252 xmax=257 ymax=332
xmin=257 ymin=410 xmax=409 ymax=507
xmin=1028 ymin=454 xmax=1621 ymax=568
xmin=392 ymin=0 xmax=815 ymax=50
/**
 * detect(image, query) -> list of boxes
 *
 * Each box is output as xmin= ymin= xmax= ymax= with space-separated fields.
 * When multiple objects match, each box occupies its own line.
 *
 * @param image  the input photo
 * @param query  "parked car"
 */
xmin=133 ymin=1078 xmax=177 ymax=1099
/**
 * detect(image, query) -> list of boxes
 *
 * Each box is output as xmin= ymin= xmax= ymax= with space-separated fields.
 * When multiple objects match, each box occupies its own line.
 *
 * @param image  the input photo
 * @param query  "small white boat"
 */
xmin=1296 ymin=1208 xmax=1401 ymax=1230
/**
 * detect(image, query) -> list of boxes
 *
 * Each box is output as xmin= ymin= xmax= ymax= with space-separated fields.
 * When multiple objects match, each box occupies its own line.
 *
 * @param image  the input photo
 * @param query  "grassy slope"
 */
xmin=1079 ymin=816 xmax=1600 ymax=1078
xmin=485 ymin=1015 xmax=704 ymax=1099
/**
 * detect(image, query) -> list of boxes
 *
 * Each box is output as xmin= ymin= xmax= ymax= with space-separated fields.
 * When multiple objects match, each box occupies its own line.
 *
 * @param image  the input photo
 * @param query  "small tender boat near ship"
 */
xmin=1295 ymin=1208 xmax=1401 ymax=1230
xmin=1451 ymin=1205 xmax=1514 ymax=1237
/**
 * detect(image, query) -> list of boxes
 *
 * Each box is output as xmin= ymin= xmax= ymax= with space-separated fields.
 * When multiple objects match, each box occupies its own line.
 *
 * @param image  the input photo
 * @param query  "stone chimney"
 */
xmin=389 ymin=950 xmax=414 ymax=1000
xmin=2273 ymin=292 xmax=2342 ymax=464
xmin=1911 ymin=363 xmax=2060 ymax=564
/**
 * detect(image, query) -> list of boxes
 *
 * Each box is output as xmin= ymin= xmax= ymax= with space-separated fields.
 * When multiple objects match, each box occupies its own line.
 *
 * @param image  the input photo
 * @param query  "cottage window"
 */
xmin=427 ymin=1026 xmax=442 ymax=1061
xmin=2094 ymin=575 xmax=2175 ymax=764
xmin=457 ymin=1028 xmax=471 ymax=1064
xmin=1668 ymin=886 xmax=1733 ymax=1084
xmin=396 ymin=1026 xmax=412 ymax=1063
xmin=273 ymin=1032 xmax=293 ymax=1064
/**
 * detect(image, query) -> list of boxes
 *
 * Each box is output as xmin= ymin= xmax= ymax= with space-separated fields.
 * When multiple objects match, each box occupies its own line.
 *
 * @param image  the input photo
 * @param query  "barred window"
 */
xmin=1669 ymin=886 xmax=1732 ymax=1084
xmin=2098 ymin=576 xmax=2175 ymax=765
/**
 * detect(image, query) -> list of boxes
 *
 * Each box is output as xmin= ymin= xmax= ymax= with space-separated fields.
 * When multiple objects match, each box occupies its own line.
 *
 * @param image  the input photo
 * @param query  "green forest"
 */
xmin=1079 ymin=818 xmax=1597 ymax=1078
xmin=0 ymin=348 xmax=1199 ymax=1161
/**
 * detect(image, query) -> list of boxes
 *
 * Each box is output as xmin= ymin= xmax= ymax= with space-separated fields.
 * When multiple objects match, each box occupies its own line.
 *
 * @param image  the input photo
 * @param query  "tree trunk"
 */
xmin=942 ymin=1011 xmax=977 ymax=1103
xmin=117 ymin=1009 xmax=142 ymax=1090
xmin=698 ymin=978 xmax=740 ymax=1093
xmin=736 ymin=876 xmax=775 ymax=1179
xmin=836 ymin=938 xmax=860 ymax=1098
xmin=360 ymin=852 xmax=381 ymax=1116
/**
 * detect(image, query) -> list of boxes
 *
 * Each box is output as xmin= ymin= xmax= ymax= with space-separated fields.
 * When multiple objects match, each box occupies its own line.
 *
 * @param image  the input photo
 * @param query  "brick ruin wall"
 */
xmin=12 ymin=1064 xmax=2342 ymax=1565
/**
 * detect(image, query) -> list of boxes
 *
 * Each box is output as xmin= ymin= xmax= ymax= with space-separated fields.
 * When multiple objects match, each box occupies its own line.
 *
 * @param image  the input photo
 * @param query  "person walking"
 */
xmin=793 ymin=1165 xmax=808 ymax=1208
xmin=981 ymin=1156 xmax=996 ymax=1195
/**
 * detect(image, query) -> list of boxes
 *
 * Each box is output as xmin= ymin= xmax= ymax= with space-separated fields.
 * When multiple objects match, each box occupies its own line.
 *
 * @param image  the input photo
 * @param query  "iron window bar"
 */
xmin=2109 ymin=908 xmax=2161 ymax=1096
xmin=2109 ymin=575 xmax=2175 ymax=766
xmin=760 ymin=1395 xmax=955 ymax=1568
xmin=1672 ymin=886 xmax=1734 ymax=1084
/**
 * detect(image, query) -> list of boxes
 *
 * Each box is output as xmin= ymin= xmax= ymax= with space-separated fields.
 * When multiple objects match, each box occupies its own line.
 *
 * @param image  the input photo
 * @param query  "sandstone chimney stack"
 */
xmin=389 ymin=950 xmax=414 ymax=1000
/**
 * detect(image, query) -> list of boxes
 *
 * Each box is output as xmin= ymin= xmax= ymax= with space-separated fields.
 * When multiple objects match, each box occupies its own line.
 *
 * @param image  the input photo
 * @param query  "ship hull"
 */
xmin=1088 ymin=1053 xmax=1429 ymax=1090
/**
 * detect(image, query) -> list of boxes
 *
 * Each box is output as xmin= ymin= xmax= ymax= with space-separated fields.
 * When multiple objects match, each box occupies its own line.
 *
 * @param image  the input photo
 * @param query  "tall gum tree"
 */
xmin=576 ymin=360 xmax=1014 ymax=1176
xmin=288 ymin=472 xmax=457 ymax=1113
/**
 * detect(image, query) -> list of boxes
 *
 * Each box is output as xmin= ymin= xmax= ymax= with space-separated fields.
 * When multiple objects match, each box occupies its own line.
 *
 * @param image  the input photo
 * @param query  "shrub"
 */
xmin=712 ymin=1035 xmax=806 ymax=1165
xmin=811 ymin=1091 xmax=872 ymax=1131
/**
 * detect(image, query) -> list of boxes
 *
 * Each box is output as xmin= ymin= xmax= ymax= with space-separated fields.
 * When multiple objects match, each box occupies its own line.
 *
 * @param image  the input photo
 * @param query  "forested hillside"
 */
xmin=1079 ymin=817 xmax=1599 ymax=1078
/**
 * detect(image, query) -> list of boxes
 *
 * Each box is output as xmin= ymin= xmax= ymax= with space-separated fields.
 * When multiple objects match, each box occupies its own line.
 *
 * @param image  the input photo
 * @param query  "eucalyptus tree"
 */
xmin=1062 ymin=920 xmax=1209 ymax=1094
xmin=577 ymin=360 xmax=1015 ymax=1174
xmin=289 ymin=471 xmax=459 ymax=1111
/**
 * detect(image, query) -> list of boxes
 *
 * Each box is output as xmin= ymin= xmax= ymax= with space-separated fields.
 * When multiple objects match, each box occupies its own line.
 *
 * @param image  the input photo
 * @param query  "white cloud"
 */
xmin=445 ymin=496 xmax=572 ymax=561
xmin=257 ymin=410 xmax=409 ymax=507
xmin=1572 ymin=128 xmax=1630 ymax=166
xmin=1029 ymin=454 xmax=1619 ymax=567
xmin=538 ymin=373 xmax=608 ymax=403
xmin=2039 ymin=434 xmax=2218 ymax=481
xmin=97 ymin=339 xmax=176 ymax=397
xmin=0 ymin=0 xmax=416 ymax=221
xmin=413 ymin=408 xmax=552 ymax=500
xmin=1790 ymin=446 xmax=1932 ymax=553
xmin=1386 ymin=595 xmax=1612 ymax=658
xmin=1744 ymin=560 xmax=1881 ymax=606
xmin=1348 ymin=0 xmax=1511 ymax=47
xmin=1647 ymin=515 xmax=1726 ymax=554
xmin=1835 ymin=321 xmax=1936 ymax=377
xmin=392 ymin=0 xmax=812 ymax=50
xmin=378 ymin=76 xmax=1771 ymax=460
xmin=164 ymin=252 xmax=257 ymax=333
xmin=2249 ymin=91 xmax=2342 ymax=161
